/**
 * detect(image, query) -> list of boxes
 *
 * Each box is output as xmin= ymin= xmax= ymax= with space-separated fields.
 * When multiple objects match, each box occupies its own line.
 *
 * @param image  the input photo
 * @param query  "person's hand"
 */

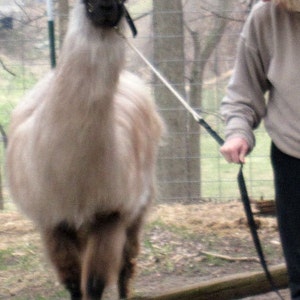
xmin=220 ymin=137 xmax=249 ymax=164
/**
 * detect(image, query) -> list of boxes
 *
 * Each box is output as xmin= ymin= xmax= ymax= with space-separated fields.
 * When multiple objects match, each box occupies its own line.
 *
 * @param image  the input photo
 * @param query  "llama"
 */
xmin=6 ymin=0 xmax=164 ymax=299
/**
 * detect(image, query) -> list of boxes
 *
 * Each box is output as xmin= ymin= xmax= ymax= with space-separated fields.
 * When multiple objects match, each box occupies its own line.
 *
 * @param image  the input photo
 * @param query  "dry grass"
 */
xmin=149 ymin=202 xmax=278 ymax=237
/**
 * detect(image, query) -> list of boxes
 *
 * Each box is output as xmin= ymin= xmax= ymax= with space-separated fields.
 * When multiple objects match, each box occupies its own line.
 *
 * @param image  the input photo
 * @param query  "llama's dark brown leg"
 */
xmin=118 ymin=213 xmax=145 ymax=299
xmin=81 ymin=213 xmax=126 ymax=300
xmin=42 ymin=222 xmax=83 ymax=300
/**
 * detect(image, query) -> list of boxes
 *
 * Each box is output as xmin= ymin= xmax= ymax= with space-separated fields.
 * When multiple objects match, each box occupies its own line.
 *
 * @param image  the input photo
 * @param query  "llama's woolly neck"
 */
xmin=38 ymin=0 xmax=127 ymax=165
xmin=54 ymin=1 xmax=126 ymax=103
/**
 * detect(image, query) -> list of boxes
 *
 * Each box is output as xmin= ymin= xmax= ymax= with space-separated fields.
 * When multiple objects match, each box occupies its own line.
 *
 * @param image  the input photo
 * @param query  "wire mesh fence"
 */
xmin=0 ymin=0 xmax=274 ymax=209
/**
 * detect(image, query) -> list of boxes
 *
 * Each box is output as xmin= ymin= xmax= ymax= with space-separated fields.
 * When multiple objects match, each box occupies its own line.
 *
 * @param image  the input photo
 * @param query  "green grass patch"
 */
xmin=0 ymin=248 xmax=15 ymax=270
xmin=0 ymin=64 xmax=38 ymax=129
xmin=0 ymin=244 xmax=39 ymax=271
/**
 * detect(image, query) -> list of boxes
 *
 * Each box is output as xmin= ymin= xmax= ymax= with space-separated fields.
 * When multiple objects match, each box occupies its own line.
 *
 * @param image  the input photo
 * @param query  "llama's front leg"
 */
xmin=42 ymin=222 xmax=83 ymax=300
xmin=81 ymin=213 xmax=126 ymax=300
xmin=118 ymin=213 xmax=145 ymax=299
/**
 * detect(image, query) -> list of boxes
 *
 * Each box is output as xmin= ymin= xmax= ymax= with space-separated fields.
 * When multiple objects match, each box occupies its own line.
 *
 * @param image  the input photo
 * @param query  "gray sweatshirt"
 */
xmin=221 ymin=1 xmax=300 ymax=158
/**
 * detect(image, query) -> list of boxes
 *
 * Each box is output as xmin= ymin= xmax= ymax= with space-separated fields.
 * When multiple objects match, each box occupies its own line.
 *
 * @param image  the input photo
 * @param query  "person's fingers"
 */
xmin=220 ymin=138 xmax=249 ymax=164
xmin=238 ymin=143 xmax=249 ymax=164
xmin=220 ymin=145 xmax=237 ymax=163
xmin=221 ymin=150 xmax=233 ymax=163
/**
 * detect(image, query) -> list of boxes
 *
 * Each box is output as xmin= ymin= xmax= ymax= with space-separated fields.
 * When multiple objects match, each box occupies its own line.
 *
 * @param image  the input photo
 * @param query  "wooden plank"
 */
xmin=132 ymin=264 xmax=288 ymax=300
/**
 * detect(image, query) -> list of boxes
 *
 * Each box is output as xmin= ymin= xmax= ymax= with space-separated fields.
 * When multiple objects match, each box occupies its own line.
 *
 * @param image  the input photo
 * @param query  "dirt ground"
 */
xmin=0 ymin=201 xmax=290 ymax=299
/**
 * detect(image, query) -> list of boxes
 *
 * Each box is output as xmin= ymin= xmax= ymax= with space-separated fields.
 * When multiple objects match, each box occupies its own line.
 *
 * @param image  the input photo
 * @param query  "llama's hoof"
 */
xmin=65 ymin=280 xmax=82 ymax=300
xmin=86 ymin=274 xmax=105 ymax=299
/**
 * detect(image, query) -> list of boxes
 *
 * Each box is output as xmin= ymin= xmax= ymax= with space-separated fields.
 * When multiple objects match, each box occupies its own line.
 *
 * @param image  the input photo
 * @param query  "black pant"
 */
xmin=271 ymin=143 xmax=300 ymax=299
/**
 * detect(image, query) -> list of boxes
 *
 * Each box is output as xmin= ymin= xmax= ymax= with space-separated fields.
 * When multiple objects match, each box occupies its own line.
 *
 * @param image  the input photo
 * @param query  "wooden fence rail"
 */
xmin=132 ymin=264 xmax=288 ymax=300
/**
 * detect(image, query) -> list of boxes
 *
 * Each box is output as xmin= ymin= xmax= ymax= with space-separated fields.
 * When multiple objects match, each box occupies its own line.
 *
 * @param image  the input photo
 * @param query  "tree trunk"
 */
xmin=153 ymin=0 xmax=200 ymax=203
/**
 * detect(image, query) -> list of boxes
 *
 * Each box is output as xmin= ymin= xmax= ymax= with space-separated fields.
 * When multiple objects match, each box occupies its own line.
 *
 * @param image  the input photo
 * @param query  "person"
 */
xmin=220 ymin=0 xmax=300 ymax=299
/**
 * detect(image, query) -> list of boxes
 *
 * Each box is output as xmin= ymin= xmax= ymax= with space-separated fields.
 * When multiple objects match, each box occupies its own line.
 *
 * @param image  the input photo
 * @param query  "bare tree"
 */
xmin=0 ymin=57 xmax=15 ymax=76
xmin=153 ymin=0 xmax=247 ymax=203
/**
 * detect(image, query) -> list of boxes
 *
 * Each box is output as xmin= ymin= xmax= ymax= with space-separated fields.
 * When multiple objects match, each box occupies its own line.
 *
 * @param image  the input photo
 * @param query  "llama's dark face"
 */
xmin=83 ymin=0 xmax=126 ymax=27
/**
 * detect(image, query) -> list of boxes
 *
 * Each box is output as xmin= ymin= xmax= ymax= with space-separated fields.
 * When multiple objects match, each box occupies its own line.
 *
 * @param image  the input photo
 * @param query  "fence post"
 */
xmin=46 ymin=0 xmax=56 ymax=68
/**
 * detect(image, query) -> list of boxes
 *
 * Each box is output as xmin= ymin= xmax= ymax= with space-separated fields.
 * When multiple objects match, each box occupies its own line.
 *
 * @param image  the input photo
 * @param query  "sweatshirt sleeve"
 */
xmin=221 ymin=8 xmax=271 ymax=151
